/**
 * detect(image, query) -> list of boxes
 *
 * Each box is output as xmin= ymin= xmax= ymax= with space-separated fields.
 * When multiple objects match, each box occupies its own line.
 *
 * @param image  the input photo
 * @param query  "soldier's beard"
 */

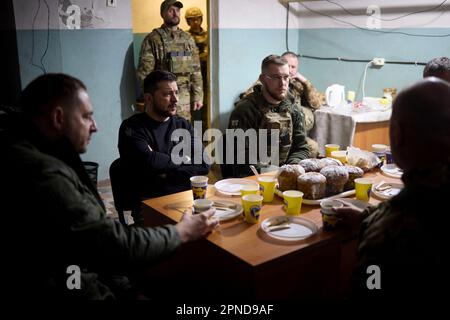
xmin=165 ymin=17 xmax=180 ymax=27
xmin=266 ymin=87 xmax=287 ymax=102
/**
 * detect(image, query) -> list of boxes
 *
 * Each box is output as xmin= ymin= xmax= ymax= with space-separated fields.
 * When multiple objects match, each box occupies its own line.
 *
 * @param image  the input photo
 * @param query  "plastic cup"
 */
xmin=283 ymin=190 xmax=304 ymax=216
xmin=240 ymin=184 xmax=260 ymax=196
xmin=372 ymin=144 xmax=387 ymax=168
xmin=330 ymin=150 xmax=347 ymax=164
xmin=242 ymin=194 xmax=263 ymax=224
xmin=355 ymin=178 xmax=374 ymax=201
xmin=190 ymin=176 xmax=208 ymax=200
xmin=320 ymin=199 xmax=344 ymax=231
xmin=193 ymin=199 xmax=213 ymax=213
xmin=257 ymin=176 xmax=277 ymax=202
xmin=385 ymin=149 xmax=395 ymax=169
xmin=347 ymin=91 xmax=356 ymax=102
xmin=325 ymin=144 xmax=340 ymax=158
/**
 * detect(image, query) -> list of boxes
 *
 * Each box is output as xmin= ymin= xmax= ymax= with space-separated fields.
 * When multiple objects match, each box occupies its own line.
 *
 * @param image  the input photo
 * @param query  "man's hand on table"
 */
xmin=333 ymin=199 xmax=371 ymax=230
xmin=175 ymin=208 xmax=219 ymax=243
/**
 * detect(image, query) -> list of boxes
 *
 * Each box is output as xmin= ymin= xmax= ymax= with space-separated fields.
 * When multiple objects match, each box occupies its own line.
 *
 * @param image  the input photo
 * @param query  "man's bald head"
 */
xmin=390 ymin=77 xmax=450 ymax=171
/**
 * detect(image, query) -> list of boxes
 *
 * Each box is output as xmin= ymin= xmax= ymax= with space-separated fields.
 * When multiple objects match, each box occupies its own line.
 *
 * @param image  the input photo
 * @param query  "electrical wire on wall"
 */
xmin=324 ymin=0 xmax=448 ymax=22
xmin=296 ymin=1 xmax=450 ymax=38
xmin=286 ymin=0 xmax=450 ymax=55
xmin=31 ymin=0 xmax=50 ymax=74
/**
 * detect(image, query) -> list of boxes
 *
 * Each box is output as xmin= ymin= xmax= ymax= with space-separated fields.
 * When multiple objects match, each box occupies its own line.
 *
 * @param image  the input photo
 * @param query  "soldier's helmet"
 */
xmin=185 ymin=7 xmax=203 ymax=19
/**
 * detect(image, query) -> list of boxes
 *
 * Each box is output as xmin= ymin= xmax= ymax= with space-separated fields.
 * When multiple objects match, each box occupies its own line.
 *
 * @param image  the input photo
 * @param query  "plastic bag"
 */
xmin=346 ymin=147 xmax=381 ymax=172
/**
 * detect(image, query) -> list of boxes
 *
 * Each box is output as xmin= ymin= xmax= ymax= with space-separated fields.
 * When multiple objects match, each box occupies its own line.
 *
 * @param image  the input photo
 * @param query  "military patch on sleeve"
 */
xmin=231 ymin=119 xmax=239 ymax=127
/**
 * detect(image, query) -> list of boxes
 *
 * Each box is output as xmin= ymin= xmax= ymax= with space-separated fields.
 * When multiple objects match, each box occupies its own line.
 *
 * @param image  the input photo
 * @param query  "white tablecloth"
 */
xmin=310 ymin=105 xmax=391 ymax=156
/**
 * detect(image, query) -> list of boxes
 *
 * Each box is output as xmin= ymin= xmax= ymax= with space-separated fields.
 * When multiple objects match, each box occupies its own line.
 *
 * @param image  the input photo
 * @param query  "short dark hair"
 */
xmin=20 ymin=73 xmax=86 ymax=116
xmin=261 ymin=55 xmax=288 ymax=74
xmin=143 ymin=70 xmax=177 ymax=94
xmin=423 ymin=57 xmax=450 ymax=78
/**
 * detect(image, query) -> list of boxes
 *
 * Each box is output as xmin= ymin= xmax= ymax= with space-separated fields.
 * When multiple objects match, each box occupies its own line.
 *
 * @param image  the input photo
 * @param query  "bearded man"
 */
xmin=118 ymin=70 xmax=209 ymax=224
xmin=227 ymin=55 xmax=310 ymax=178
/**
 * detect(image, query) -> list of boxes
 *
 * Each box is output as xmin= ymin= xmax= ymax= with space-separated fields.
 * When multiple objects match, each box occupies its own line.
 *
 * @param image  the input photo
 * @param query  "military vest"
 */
xmin=155 ymin=29 xmax=195 ymax=75
xmin=260 ymin=104 xmax=293 ymax=165
xmin=188 ymin=29 xmax=208 ymax=61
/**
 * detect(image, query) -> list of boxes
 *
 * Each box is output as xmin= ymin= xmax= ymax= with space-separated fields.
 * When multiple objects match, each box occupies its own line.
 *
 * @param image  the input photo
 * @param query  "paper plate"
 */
xmin=214 ymin=179 xmax=259 ymax=196
xmin=261 ymin=216 xmax=318 ymax=241
xmin=275 ymin=188 xmax=355 ymax=205
xmin=380 ymin=164 xmax=403 ymax=178
xmin=371 ymin=182 xmax=403 ymax=200
xmin=212 ymin=200 xmax=243 ymax=221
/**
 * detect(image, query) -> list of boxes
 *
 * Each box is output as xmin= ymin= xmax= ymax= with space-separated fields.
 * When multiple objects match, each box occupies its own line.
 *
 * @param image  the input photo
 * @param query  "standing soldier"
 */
xmin=137 ymin=0 xmax=203 ymax=122
xmin=185 ymin=7 xmax=208 ymax=124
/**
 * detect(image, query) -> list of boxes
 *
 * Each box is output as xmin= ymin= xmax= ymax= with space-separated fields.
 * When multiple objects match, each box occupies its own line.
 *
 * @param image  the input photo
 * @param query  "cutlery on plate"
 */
xmin=375 ymin=181 xmax=392 ymax=191
xmin=267 ymin=217 xmax=290 ymax=227
xmin=213 ymin=201 xmax=237 ymax=209
xmin=267 ymin=223 xmax=291 ymax=231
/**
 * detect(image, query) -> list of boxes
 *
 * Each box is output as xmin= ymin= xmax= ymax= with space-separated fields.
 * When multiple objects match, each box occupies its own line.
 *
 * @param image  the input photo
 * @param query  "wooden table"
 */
xmin=140 ymin=171 xmax=401 ymax=300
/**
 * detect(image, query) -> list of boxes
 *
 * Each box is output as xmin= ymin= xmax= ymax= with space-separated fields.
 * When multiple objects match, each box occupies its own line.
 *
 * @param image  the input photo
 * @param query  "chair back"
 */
xmin=109 ymin=158 xmax=135 ymax=225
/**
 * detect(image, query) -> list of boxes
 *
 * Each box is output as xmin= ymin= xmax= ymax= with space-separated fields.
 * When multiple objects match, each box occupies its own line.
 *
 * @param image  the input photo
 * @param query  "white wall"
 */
xmin=293 ymin=0 xmax=450 ymax=29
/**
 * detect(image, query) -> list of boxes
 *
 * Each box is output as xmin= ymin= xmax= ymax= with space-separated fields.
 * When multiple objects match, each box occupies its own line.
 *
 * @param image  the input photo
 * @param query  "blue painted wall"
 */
xmin=298 ymin=28 xmax=450 ymax=101
xmin=16 ymin=29 xmax=137 ymax=180
xmin=215 ymin=28 xmax=299 ymax=131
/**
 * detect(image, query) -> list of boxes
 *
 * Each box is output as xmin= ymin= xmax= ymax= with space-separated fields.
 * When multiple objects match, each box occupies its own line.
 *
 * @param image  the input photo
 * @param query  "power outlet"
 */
xmin=372 ymin=57 xmax=385 ymax=66
xmin=107 ymin=0 xmax=117 ymax=7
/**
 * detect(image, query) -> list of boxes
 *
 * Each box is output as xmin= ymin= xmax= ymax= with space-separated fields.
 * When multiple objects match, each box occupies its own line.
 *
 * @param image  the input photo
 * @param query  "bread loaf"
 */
xmin=297 ymin=172 xmax=326 ymax=200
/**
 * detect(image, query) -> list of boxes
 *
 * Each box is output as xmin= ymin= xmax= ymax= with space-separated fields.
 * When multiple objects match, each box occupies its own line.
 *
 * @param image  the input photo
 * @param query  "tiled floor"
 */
xmin=97 ymin=164 xmax=223 ymax=225
xmin=97 ymin=179 xmax=134 ymax=224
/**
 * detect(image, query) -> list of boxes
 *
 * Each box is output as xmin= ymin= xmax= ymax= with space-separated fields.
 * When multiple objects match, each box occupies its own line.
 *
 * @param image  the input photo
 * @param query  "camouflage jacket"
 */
xmin=227 ymin=87 xmax=310 ymax=178
xmin=187 ymin=28 xmax=208 ymax=62
xmin=137 ymin=25 xmax=203 ymax=104
xmin=352 ymin=162 xmax=450 ymax=302
xmin=242 ymin=79 xmax=322 ymax=132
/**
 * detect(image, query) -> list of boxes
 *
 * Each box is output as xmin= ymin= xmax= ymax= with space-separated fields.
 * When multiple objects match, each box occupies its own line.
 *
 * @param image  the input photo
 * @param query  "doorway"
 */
xmin=130 ymin=0 xmax=210 ymax=129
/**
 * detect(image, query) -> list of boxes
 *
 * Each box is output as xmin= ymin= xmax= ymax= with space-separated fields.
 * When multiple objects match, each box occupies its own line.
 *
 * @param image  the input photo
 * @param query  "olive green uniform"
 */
xmin=187 ymin=27 xmax=208 ymax=123
xmin=227 ymin=86 xmax=310 ymax=178
xmin=242 ymin=79 xmax=322 ymax=157
xmin=137 ymin=25 xmax=203 ymax=121
xmin=351 ymin=163 xmax=449 ymax=302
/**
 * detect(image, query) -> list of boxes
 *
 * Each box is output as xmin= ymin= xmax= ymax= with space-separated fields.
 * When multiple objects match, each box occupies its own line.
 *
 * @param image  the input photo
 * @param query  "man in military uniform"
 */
xmin=423 ymin=56 xmax=450 ymax=82
xmin=227 ymin=55 xmax=310 ymax=178
xmin=185 ymin=7 xmax=208 ymax=124
xmin=241 ymin=52 xmax=322 ymax=157
xmin=334 ymin=77 xmax=450 ymax=304
xmin=281 ymin=52 xmax=323 ymax=147
xmin=137 ymin=0 xmax=203 ymax=122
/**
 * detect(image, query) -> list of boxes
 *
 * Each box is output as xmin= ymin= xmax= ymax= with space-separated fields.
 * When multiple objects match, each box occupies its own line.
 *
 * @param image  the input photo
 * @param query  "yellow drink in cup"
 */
xmin=325 ymin=144 xmax=340 ymax=157
xmin=283 ymin=190 xmax=304 ymax=216
xmin=355 ymin=178 xmax=374 ymax=201
xmin=257 ymin=176 xmax=277 ymax=202
xmin=240 ymin=184 xmax=260 ymax=196
xmin=242 ymin=194 xmax=263 ymax=224
xmin=330 ymin=150 xmax=347 ymax=164
xmin=347 ymin=91 xmax=356 ymax=103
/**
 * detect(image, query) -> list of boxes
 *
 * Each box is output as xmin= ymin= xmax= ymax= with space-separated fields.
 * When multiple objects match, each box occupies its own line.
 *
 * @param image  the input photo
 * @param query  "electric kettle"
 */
xmin=325 ymin=84 xmax=346 ymax=107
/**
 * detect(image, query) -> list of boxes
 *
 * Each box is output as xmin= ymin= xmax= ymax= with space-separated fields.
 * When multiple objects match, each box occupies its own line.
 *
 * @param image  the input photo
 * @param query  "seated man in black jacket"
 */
xmin=1 ymin=73 xmax=218 ymax=300
xmin=119 ymin=70 xmax=210 ymax=224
